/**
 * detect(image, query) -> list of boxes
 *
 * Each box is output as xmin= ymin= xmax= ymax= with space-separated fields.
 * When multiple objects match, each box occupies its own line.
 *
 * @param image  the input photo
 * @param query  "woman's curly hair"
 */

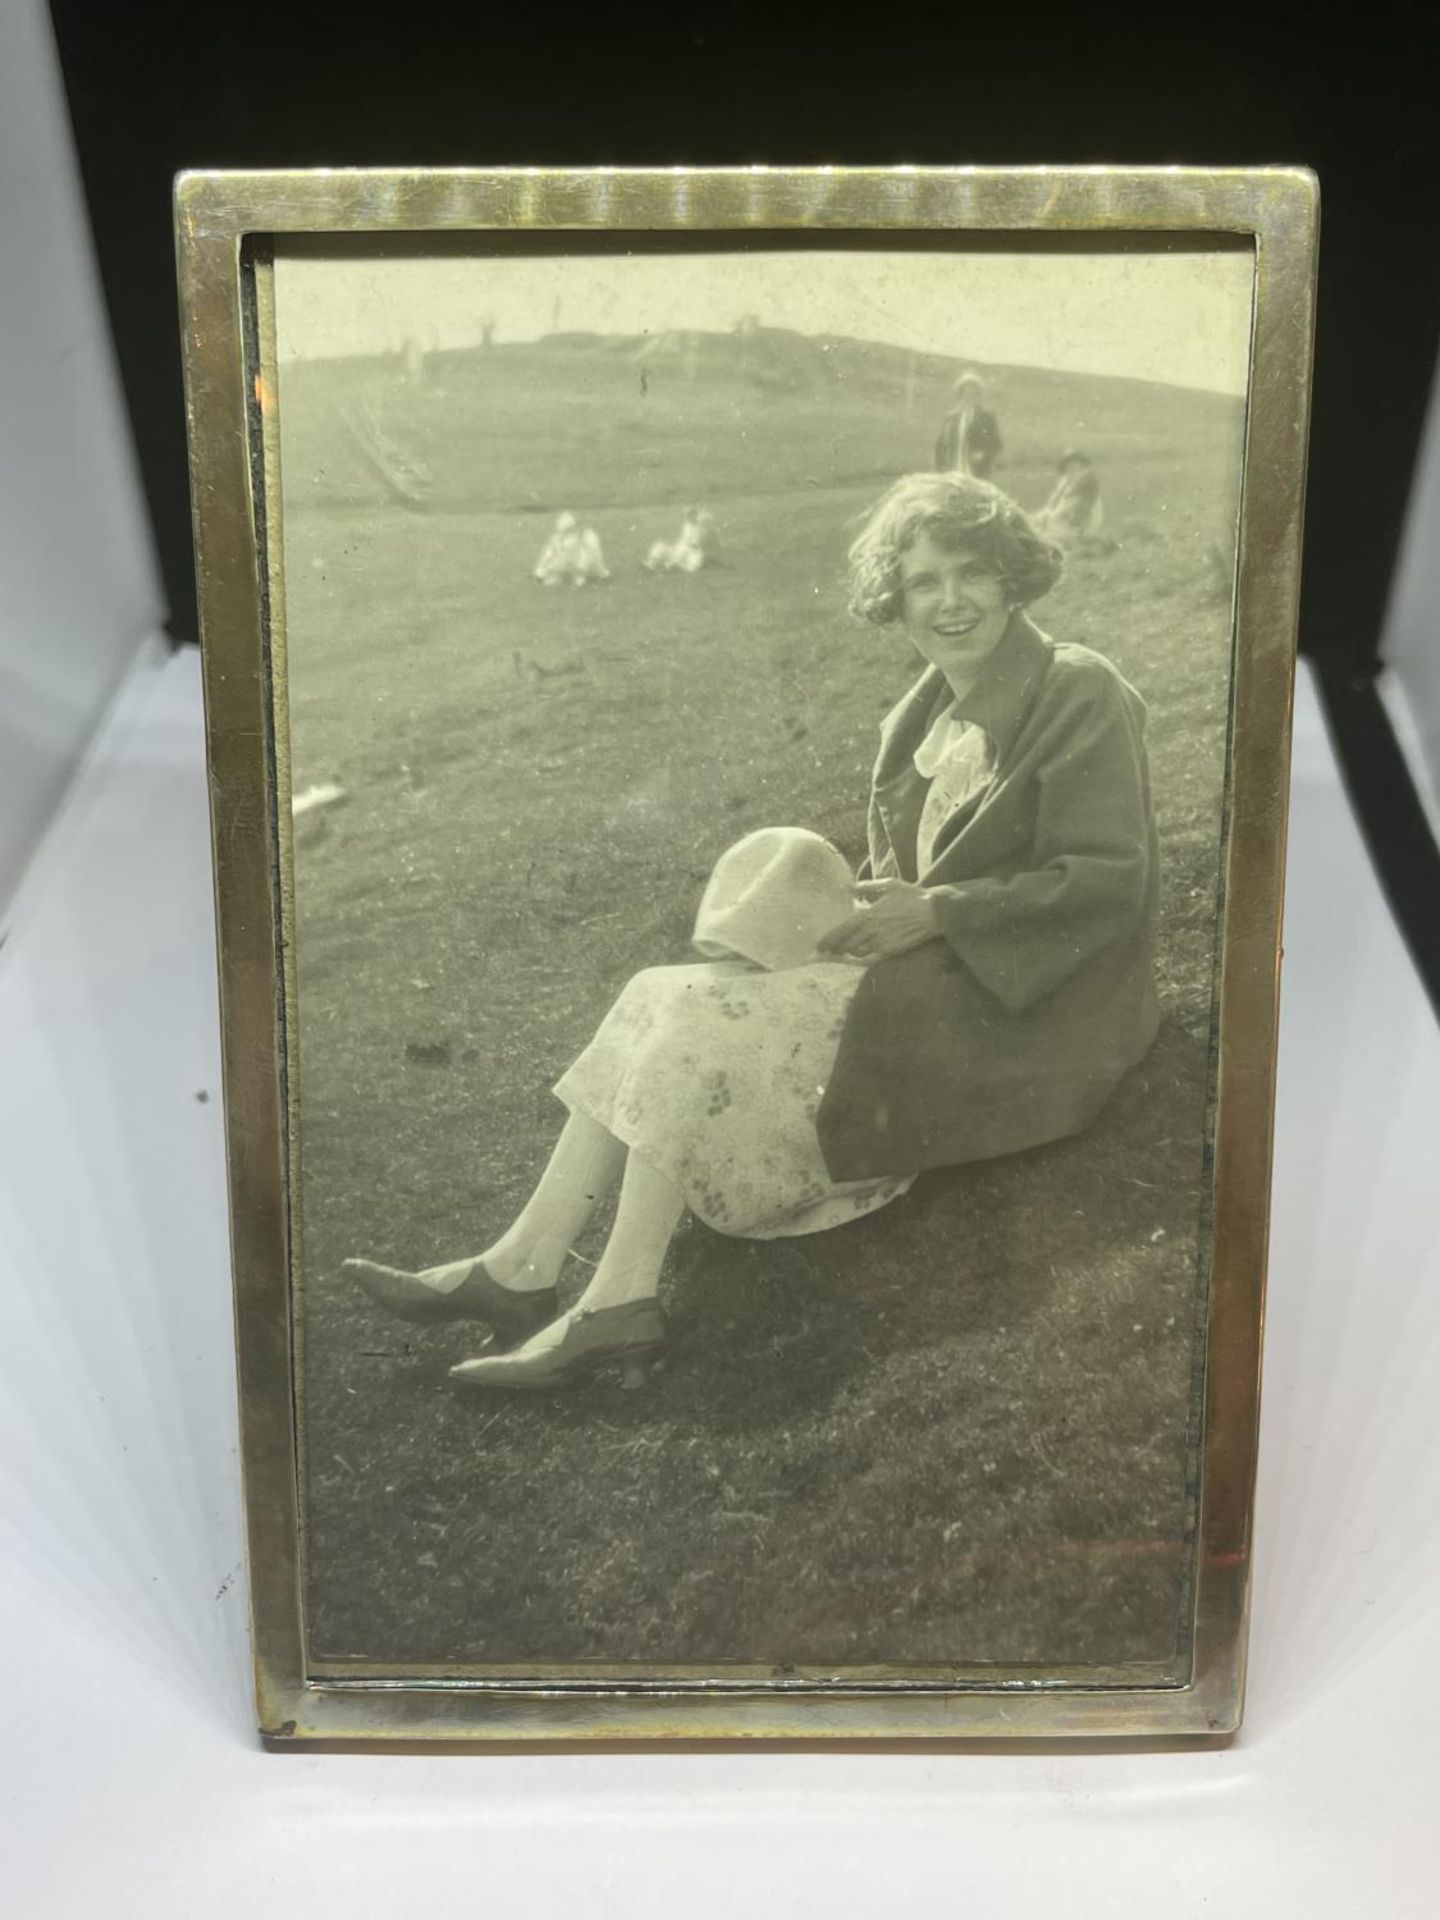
xmin=847 ymin=473 xmax=1063 ymax=625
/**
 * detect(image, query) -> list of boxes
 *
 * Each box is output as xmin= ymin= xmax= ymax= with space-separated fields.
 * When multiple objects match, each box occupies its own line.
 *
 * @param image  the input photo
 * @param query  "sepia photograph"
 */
xmin=268 ymin=234 xmax=1255 ymax=1680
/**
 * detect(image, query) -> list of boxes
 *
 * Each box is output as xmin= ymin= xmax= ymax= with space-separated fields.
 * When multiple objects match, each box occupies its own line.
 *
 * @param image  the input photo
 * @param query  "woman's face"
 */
xmin=897 ymin=533 xmax=1011 ymax=687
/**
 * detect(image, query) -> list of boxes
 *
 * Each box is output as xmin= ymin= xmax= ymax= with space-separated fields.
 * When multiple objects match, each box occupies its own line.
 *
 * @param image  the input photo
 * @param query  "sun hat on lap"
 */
xmin=693 ymin=828 xmax=856 ymax=972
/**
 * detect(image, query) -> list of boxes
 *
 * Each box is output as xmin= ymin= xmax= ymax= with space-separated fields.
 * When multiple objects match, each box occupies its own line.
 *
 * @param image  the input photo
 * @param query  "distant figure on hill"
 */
xmin=645 ymin=506 xmax=718 ymax=575
xmin=533 ymin=512 xmax=611 ymax=587
xmin=1034 ymin=452 xmax=1114 ymax=554
xmin=934 ymin=372 xmax=1002 ymax=479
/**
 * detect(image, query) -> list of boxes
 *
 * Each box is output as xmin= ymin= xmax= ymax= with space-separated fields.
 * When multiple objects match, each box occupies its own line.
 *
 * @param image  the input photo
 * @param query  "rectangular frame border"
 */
xmin=176 ymin=165 xmax=1318 ymax=1746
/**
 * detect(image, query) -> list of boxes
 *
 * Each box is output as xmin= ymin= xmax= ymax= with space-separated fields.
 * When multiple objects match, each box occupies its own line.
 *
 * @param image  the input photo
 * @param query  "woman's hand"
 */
xmin=818 ymin=879 xmax=942 ymax=963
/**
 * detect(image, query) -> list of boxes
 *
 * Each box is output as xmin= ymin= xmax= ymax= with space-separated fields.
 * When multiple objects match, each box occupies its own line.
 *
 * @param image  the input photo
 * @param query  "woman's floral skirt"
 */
xmin=554 ymin=960 xmax=913 ymax=1239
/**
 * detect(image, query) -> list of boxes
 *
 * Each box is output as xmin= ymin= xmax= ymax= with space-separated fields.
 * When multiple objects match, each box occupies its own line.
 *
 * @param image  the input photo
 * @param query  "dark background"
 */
xmin=47 ymin=2 xmax=1440 ymax=1002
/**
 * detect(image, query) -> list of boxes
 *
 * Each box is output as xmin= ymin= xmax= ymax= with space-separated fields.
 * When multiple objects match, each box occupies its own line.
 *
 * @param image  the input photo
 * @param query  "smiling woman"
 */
xmin=348 ymin=472 xmax=1162 ymax=1386
xmin=898 ymin=538 xmax=1013 ymax=678
xmin=818 ymin=471 xmax=1161 ymax=1179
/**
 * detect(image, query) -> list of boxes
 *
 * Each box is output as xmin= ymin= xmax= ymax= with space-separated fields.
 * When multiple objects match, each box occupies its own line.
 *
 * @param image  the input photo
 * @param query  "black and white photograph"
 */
xmin=271 ymin=238 xmax=1254 ymax=1675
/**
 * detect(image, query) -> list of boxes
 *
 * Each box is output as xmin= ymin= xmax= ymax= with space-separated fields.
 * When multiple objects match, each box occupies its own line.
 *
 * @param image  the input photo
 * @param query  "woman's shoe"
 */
xmin=449 ymin=1299 xmax=666 ymax=1393
xmin=343 ymin=1257 xmax=558 ymax=1349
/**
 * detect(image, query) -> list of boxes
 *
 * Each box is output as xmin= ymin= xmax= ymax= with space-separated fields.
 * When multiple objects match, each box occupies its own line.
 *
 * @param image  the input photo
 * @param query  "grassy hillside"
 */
xmin=277 ymin=328 xmax=1244 ymax=1671
xmin=279 ymin=327 xmax=1240 ymax=513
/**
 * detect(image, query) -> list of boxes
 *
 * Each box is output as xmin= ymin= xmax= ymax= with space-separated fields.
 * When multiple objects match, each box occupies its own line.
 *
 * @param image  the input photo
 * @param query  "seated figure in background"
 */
xmin=645 ymin=506 xmax=718 ymax=574
xmin=1034 ymin=452 xmax=1112 ymax=553
xmin=533 ymin=512 xmax=611 ymax=586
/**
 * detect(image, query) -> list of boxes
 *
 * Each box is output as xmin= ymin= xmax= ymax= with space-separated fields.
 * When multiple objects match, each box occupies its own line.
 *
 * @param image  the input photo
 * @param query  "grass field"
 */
xmin=278 ymin=330 xmax=1244 ymax=1671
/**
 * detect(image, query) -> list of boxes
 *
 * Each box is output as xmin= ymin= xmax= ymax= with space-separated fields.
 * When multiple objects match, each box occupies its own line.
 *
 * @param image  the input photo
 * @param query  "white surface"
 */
xmin=0 ymin=0 xmax=164 ymax=923
xmin=2 ymin=646 xmax=1438 ymax=1918
xmin=1380 ymin=351 xmax=1440 ymax=805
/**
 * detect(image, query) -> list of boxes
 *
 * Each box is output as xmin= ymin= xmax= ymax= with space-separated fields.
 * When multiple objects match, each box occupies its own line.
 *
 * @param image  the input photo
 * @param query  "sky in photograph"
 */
xmin=274 ymin=246 xmax=1255 ymax=396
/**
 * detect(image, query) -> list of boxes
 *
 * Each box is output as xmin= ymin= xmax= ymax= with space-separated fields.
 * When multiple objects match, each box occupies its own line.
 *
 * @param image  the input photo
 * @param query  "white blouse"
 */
xmin=913 ymin=703 xmax=997 ymax=873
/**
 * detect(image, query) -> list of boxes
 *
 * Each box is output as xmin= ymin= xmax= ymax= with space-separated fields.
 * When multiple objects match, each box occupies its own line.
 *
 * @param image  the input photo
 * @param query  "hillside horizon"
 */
xmin=281 ymin=319 xmax=1246 ymax=407
xmin=275 ymin=316 xmax=1247 ymax=522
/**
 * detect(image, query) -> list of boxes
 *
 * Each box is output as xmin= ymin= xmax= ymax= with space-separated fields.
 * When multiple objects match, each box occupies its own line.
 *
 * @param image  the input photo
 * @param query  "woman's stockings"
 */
xmin=479 ymin=1112 xmax=625 ymax=1292
xmin=572 ymin=1150 xmax=686 ymax=1311
xmin=504 ymin=1145 xmax=686 ymax=1357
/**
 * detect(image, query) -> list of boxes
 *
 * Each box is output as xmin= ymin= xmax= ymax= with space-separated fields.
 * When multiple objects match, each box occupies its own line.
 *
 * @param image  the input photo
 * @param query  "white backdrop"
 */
xmin=0 ymin=0 xmax=162 ymax=924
